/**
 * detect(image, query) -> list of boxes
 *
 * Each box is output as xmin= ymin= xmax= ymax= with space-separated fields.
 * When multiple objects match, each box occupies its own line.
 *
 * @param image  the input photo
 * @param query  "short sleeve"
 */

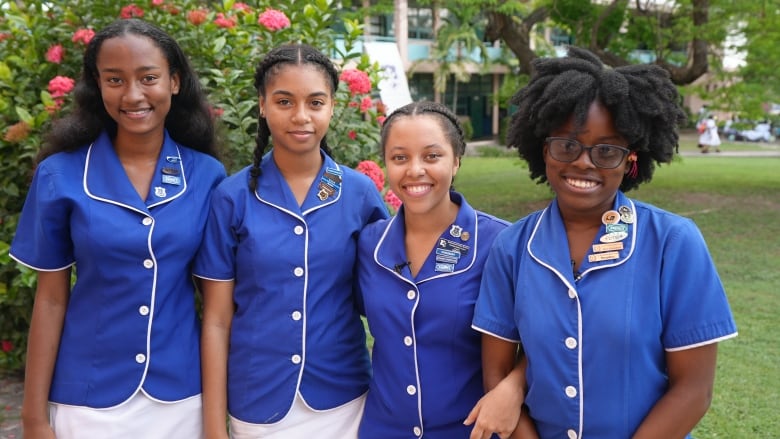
xmin=660 ymin=219 xmax=737 ymax=350
xmin=10 ymin=164 xmax=75 ymax=270
xmin=472 ymin=229 xmax=522 ymax=342
xmin=193 ymin=184 xmax=240 ymax=280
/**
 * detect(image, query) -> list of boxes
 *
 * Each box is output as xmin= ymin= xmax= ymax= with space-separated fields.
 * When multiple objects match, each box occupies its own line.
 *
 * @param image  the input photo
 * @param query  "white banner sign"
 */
xmin=364 ymin=42 xmax=413 ymax=114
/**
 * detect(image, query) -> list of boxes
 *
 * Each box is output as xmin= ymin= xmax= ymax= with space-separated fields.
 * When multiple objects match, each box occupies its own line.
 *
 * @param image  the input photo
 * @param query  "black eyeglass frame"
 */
xmin=544 ymin=137 xmax=631 ymax=169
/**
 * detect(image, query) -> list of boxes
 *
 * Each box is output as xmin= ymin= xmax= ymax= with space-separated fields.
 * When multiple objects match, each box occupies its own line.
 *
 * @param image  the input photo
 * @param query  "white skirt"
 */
xmin=229 ymin=392 xmax=366 ymax=439
xmin=49 ymin=390 xmax=203 ymax=439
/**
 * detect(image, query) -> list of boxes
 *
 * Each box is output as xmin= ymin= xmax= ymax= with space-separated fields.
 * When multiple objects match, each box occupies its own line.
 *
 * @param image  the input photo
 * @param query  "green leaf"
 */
xmin=15 ymin=106 xmax=34 ymax=125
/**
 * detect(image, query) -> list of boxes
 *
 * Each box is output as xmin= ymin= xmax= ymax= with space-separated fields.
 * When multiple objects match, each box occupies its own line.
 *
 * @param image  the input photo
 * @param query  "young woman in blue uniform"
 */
xmin=470 ymin=47 xmax=738 ymax=439
xmin=10 ymin=19 xmax=225 ymax=438
xmin=196 ymin=44 xmax=388 ymax=439
xmin=355 ymin=101 xmax=514 ymax=438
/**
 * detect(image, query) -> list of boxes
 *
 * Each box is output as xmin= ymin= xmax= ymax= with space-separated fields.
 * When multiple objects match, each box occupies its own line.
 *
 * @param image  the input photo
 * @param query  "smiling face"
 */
xmin=384 ymin=114 xmax=460 ymax=218
xmin=259 ymin=64 xmax=334 ymax=158
xmin=545 ymin=100 xmax=629 ymax=219
xmin=96 ymin=34 xmax=179 ymax=146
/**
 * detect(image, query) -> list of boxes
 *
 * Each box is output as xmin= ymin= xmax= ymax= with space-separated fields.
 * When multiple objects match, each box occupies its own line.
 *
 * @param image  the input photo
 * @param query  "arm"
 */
xmin=21 ymin=269 xmax=71 ymax=439
xmin=466 ymin=335 xmax=537 ymax=439
xmin=201 ymin=279 xmax=235 ymax=439
xmin=632 ymin=344 xmax=719 ymax=439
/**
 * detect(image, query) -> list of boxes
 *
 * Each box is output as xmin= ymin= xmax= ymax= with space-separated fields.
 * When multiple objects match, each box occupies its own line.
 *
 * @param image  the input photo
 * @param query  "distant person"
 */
xmin=698 ymin=114 xmax=721 ymax=153
xmin=471 ymin=46 xmax=737 ymax=438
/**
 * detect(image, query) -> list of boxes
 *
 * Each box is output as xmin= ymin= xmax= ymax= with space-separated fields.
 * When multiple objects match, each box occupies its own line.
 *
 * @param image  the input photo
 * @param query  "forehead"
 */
xmin=555 ymin=101 xmax=618 ymax=137
xmin=96 ymin=34 xmax=167 ymax=68
xmin=265 ymin=63 xmax=332 ymax=94
xmin=385 ymin=115 xmax=452 ymax=148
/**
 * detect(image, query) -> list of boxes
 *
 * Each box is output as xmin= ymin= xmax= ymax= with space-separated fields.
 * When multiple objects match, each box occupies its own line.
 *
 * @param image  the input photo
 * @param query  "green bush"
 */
xmin=0 ymin=0 xmax=386 ymax=371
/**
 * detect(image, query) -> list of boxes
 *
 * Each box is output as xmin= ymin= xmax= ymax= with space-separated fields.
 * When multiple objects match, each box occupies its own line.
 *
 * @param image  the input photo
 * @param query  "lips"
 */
xmin=402 ymin=184 xmax=432 ymax=196
xmin=121 ymin=108 xmax=152 ymax=118
xmin=565 ymin=177 xmax=599 ymax=189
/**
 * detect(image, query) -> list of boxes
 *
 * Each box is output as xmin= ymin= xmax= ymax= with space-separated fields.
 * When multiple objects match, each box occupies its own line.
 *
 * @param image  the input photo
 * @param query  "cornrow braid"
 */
xmin=249 ymin=43 xmax=340 ymax=192
xmin=507 ymin=46 xmax=687 ymax=192
xmin=380 ymin=101 xmax=467 ymax=159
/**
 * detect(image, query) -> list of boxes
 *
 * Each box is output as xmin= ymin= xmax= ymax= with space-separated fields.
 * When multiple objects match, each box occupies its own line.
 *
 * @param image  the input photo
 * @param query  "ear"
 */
xmin=258 ymin=97 xmax=266 ymax=118
xmin=171 ymin=72 xmax=180 ymax=95
xmin=452 ymin=155 xmax=461 ymax=177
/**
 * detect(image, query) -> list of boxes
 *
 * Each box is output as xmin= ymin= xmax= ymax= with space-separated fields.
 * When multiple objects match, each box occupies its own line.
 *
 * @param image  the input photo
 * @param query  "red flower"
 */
xmin=0 ymin=33 xmax=12 ymax=42
xmin=233 ymin=2 xmax=252 ymax=13
xmin=258 ymin=9 xmax=290 ymax=31
xmin=45 ymin=44 xmax=64 ymax=64
xmin=384 ymin=190 xmax=402 ymax=210
xmin=348 ymin=130 xmax=357 ymax=141
xmin=48 ymin=75 xmax=76 ymax=98
xmin=356 ymin=160 xmax=385 ymax=192
xmin=377 ymin=115 xmax=386 ymax=126
xmin=340 ymin=69 xmax=371 ymax=95
xmin=120 ymin=4 xmax=144 ymax=19
xmin=1 ymin=340 xmax=12 ymax=353
xmin=72 ymin=28 xmax=95 ymax=45
xmin=214 ymin=13 xmax=237 ymax=29
xmin=360 ymin=96 xmax=373 ymax=113
xmin=152 ymin=0 xmax=165 ymax=6
xmin=187 ymin=9 xmax=208 ymax=26
xmin=210 ymin=106 xmax=224 ymax=118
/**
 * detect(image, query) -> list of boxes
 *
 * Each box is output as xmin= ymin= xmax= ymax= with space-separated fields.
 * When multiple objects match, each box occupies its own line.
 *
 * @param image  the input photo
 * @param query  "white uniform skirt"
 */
xmin=49 ymin=390 xmax=203 ymax=439
xmin=229 ymin=392 xmax=366 ymax=439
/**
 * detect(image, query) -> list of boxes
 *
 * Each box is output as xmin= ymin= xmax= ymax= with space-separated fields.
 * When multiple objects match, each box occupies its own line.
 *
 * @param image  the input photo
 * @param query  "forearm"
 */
xmin=201 ymin=322 xmax=230 ymax=438
xmin=21 ymin=271 xmax=69 ymax=430
xmin=632 ymin=383 xmax=712 ymax=438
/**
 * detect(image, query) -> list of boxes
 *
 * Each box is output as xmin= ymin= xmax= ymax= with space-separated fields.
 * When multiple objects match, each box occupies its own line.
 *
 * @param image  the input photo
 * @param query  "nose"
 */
xmin=124 ymin=81 xmax=144 ymax=102
xmin=571 ymin=146 xmax=596 ymax=168
xmin=406 ymin=158 xmax=425 ymax=177
xmin=292 ymin=106 xmax=311 ymax=124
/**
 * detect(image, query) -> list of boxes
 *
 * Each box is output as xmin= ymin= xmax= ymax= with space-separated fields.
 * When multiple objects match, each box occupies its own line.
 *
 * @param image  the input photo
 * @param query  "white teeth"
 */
xmin=406 ymin=185 xmax=429 ymax=194
xmin=567 ymin=178 xmax=597 ymax=189
xmin=125 ymin=109 xmax=150 ymax=116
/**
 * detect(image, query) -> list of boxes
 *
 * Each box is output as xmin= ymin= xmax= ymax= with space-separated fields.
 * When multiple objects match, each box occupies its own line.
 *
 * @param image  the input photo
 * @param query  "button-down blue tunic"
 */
xmin=357 ymin=192 xmax=509 ymax=438
xmin=194 ymin=151 xmax=388 ymax=424
xmin=473 ymin=192 xmax=737 ymax=439
xmin=10 ymin=131 xmax=226 ymax=408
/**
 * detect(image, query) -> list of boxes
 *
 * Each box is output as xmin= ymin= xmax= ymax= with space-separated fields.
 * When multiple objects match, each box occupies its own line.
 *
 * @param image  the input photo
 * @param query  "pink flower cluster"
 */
xmin=356 ymin=160 xmax=385 ymax=192
xmin=214 ymin=13 xmax=237 ymax=28
xmin=48 ymin=76 xmax=75 ymax=98
xmin=46 ymin=44 xmax=64 ymax=64
xmin=120 ymin=4 xmax=144 ymax=19
xmin=384 ymin=190 xmax=402 ymax=210
xmin=1 ymin=340 xmax=12 ymax=353
xmin=72 ymin=28 xmax=95 ymax=45
xmin=258 ymin=9 xmax=290 ymax=31
xmin=340 ymin=69 xmax=371 ymax=95
xmin=187 ymin=9 xmax=208 ymax=25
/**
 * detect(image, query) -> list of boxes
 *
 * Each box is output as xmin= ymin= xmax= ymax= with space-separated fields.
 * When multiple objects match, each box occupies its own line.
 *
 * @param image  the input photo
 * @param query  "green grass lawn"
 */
xmin=453 ymin=152 xmax=780 ymax=438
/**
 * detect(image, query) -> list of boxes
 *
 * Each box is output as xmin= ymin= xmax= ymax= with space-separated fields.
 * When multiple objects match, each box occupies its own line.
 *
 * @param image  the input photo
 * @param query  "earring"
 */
xmin=626 ymin=152 xmax=638 ymax=179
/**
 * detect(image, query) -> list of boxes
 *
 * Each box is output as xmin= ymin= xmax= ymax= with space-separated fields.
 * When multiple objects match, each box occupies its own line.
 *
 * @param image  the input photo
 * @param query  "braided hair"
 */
xmin=507 ymin=46 xmax=686 ymax=192
xmin=249 ymin=43 xmax=338 ymax=192
xmin=38 ymin=18 xmax=218 ymax=163
xmin=380 ymin=101 xmax=467 ymax=159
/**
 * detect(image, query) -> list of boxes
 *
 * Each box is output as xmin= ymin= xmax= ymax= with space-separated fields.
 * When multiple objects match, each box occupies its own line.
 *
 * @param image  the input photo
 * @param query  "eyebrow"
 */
xmin=270 ymin=90 xmax=330 ymax=98
xmin=99 ymin=65 xmax=163 ymax=74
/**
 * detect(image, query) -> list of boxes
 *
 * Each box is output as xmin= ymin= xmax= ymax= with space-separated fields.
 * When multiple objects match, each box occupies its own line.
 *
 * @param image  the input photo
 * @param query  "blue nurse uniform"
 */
xmin=10 ymin=130 xmax=226 ymax=408
xmin=472 ymin=192 xmax=737 ymax=439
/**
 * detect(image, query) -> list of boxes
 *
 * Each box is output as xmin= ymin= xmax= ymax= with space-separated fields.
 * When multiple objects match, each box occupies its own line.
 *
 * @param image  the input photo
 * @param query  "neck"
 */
xmin=273 ymin=147 xmax=323 ymax=179
xmin=113 ymin=131 xmax=164 ymax=162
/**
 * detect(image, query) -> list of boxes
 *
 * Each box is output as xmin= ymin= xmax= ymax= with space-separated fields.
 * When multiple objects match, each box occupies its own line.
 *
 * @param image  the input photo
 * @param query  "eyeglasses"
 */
xmin=545 ymin=137 xmax=630 ymax=169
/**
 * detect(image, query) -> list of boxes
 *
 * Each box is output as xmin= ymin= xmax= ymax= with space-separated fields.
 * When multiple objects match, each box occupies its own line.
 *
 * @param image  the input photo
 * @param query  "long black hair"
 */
xmin=249 ymin=43 xmax=338 ymax=192
xmin=507 ymin=46 xmax=686 ymax=192
xmin=38 ymin=18 xmax=218 ymax=163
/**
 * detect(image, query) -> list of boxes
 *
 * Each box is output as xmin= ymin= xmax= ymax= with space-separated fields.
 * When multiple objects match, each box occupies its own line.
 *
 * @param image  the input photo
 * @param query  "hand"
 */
xmin=464 ymin=377 xmax=525 ymax=439
xmin=509 ymin=411 xmax=539 ymax=439
xmin=22 ymin=421 xmax=56 ymax=439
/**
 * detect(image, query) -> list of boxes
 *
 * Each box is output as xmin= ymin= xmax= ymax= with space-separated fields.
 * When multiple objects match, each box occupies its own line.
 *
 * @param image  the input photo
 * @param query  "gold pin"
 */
xmin=602 ymin=210 xmax=620 ymax=225
xmin=592 ymin=242 xmax=624 ymax=253
xmin=588 ymin=251 xmax=620 ymax=262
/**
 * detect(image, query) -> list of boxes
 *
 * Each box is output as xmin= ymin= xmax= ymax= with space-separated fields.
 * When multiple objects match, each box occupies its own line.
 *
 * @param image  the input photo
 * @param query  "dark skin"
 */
xmin=468 ymin=100 xmax=720 ymax=438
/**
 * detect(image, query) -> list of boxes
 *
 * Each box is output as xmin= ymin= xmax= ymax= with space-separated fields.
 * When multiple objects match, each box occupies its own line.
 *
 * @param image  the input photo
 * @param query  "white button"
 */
xmin=565 ymin=337 xmax=577 ymax=349
xmin=291 ymin=311 xmax=302 ymax=321
xmin=567 ymin=429 xmax=578 ymax=439
xmin=403 ymin=336 xmax=413 ymax=346
xmin=139 ymin=305 xmax=150 ymax=316
xmin=293 ymin=267 xmax=304 ymax=277
xmin=143 ymin=259 xmax=153 ymax=269
xmin=291 ymin=354 xmax=302 ymax=364
xmin=565 ymin=386 xmax=577 ymax=398
xmin=406 ymin=290 xmax=416 ymax=300
xmin=142 ymin=217 xmax=152 ymax=226
xmin=294 ymin=225 xmax=304 ymax=235
xmin=413 ymin=426 xmax=422 ymax=436
xmin=568 ymin=289 xmax=576 ymax=299
xmin=406 ymin=385 xmax=416 ymax=395
xmin=135 ymin=353 xmax=146 ymax=363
